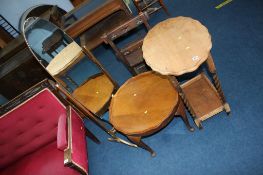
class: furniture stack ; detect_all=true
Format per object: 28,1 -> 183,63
0,0 -> 231,162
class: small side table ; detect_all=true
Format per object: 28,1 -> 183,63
109,71 -> 194,156
142,17 -> 231,129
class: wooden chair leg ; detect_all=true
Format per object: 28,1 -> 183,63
128,136 -> 156,157
175,98 -> 194,132
84,127 -> 101,144
159,0 -> 171,16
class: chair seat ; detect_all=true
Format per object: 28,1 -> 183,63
46,42 -> 83,76
1,142 -> 78,175
73,74 -> 114,114
109,71 -> 179,135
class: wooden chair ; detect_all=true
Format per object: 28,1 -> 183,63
102,12 -> 151,75
42,29 -> 67,57
132,0 -> 170,16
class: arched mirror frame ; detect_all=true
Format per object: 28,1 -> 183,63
22,17 -> 119,116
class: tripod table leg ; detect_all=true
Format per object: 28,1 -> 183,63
128,136 -> 156,157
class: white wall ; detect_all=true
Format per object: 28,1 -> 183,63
0,0 -> 74,30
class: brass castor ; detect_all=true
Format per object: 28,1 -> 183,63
224,103 -> 231,115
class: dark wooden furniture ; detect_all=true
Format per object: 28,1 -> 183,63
0,15 -> 20,49
0,5 -> 67,100
132,0 -> 170,15
0,36 -> 51,100
42,29 -> 67,56
0,2 -> 131,100
142,17 -> 231,129
0,27 -> 13,49
64,0 -> 133,50
102,12 -> 151,75
109,71 -> 194,156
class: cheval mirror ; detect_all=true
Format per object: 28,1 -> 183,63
23,17 -> 140,147
22,17 -> 136,146
22,17 -> 118,116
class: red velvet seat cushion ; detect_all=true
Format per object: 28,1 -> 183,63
1,141 -> 79,175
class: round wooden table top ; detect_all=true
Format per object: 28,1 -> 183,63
109,71 -> 179,136
142,16 -> 212,76
73,74 -> 114,114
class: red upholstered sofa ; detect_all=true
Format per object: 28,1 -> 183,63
0,81 -> 94,175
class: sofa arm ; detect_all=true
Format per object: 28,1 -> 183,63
64,106 -> 88,175
57,113 -> 68,151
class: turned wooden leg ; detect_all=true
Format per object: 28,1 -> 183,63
168,76 -> 203,129
159,0 -> 170,16
206,53 -> 231,115
128,136 -> 156,157
84,127 -> 101,144
175,97 -> 194,132
169,76 -> 196,117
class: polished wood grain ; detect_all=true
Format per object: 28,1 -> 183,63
73,74 -> 114,114
64,0 -> 132,50
142,16 -> 212,75
109,71 -> 193,156
181,73 -> 224,127
110,71 -> 178,135
142,17 -> 230,129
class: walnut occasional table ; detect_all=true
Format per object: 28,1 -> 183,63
142,16 -> 231,129
109,71 -> 194,156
